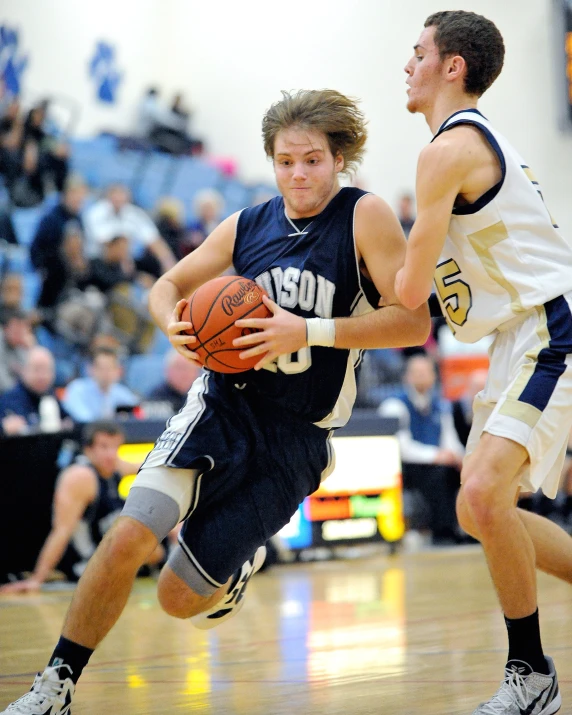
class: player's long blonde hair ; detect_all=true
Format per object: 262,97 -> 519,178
262,89 -> 367,174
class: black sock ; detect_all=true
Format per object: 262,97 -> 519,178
564,495 -> 572,517
505,609 -> 548,675
48,636 -> 94,684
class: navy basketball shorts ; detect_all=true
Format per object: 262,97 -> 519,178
122,372 -> 334,595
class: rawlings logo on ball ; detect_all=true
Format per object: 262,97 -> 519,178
221,281 -> 260,316
243,291 -> 261,305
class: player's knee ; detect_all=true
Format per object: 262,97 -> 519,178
460,469 -> 499,529
456,489 -> 479,539
157,583 -> 193,619
156,565 -> 209,619
102,516 -> 159,567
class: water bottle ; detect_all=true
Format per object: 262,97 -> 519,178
39,395 -> 62,433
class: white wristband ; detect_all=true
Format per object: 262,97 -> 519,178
306,317 -> 336,347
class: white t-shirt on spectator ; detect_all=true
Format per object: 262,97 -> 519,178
83,199 -> 159,258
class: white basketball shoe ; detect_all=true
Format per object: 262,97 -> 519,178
472,657 -> 560,714
1,663 -> 74,714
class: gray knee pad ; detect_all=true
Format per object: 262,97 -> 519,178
121,487 -> 180,542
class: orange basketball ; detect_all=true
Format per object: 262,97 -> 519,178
181,276 -> 271,373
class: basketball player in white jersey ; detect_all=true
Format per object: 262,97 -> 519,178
396,10 -> 572,715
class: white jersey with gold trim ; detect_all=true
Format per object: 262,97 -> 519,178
433,109 -> 572,343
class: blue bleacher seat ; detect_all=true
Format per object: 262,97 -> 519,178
70,136 -> 118,186
169,158 -> 222,216
11,207 -> 45,246
132,152 -> 176,210
125,354 -> 166,397
21,272 -> 41,310
148,327 -> 171,356
220,179 -> 251,216
0,243 -> 31,273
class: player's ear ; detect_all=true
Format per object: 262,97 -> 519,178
334,152 -> 344,174
446,55 -> 466,83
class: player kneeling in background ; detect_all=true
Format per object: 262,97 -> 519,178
0,420 -> 163,594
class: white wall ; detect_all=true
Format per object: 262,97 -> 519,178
3,0 -> 571,232
2,0 -> 167,135
162,0 -> 572,233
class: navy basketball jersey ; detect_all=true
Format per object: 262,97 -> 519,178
62,455 -> 123,578
226,186 -> 379,427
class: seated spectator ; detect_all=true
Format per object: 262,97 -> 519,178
0,346 -> 70,436
143,350 -> 201,417
0,308 -> 36,393
170,92 -> 203,155
63,347 -> 139,422
154,197 -> 188,259
0,420 -> 163,592
23,99 -> 70,192
170,92 -> 190,127
83,236 -> 157,354
378,354 -> 464,544
451,368 -> 488,447
83,184 -> 176,277
136,87 -> 201,156
0,273 -> 24,323
30,176 -> 88,313
0,96 -> 24,191
8,138 -> 45,207
86,234 -> 138,294
186,188 -> 225,253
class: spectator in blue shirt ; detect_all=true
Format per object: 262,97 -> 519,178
378,354 -> 464,545
63,347 -> 139,423
0,346 -> 70,436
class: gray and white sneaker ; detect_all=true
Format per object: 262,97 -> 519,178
1,664 -> 74,714
472,657 -> 560,715
191,545 -> 267,630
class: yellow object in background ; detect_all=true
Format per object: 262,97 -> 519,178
376,487 -> 405,542
117,443 -> 154,500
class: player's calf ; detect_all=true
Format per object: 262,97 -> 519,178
157,564 -> 228,619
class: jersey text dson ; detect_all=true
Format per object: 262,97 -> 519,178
256,267 -> 335,317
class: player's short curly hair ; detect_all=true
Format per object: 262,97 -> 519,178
425,11 -> 505,97
82,420 -> 125,447
262,89 -> 367,174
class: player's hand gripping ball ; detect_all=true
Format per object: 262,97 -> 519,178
181,276 -> 271,373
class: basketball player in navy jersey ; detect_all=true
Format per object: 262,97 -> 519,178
1,89 -> 430,714
0,421 -> 162,594
397,11 -> 572,714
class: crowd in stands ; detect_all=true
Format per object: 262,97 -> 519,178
1,82 -> 571,589
136,87 -> 203,157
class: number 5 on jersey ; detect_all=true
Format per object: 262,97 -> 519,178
434,258 -> 473,330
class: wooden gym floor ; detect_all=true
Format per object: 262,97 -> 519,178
1,546 -> 571,714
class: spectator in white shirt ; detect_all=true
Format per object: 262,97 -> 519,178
83,184 -> 176,277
